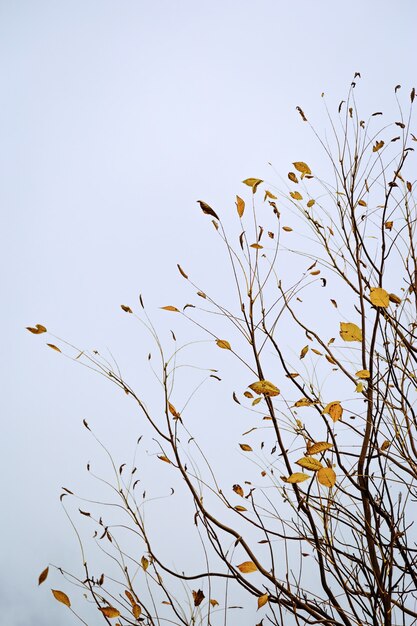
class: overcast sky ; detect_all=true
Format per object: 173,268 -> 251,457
1,1 -> 416,624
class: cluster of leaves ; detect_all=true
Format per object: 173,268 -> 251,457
31,79 -> 417,626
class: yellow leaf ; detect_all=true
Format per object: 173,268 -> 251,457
158,455 -> 171,464
249,380 -> 280,397
264,190 -> 277,200
389,293 -> 401,304
296,457 -> 323,471
258,593 -> 269,609
325,354 -> 337,365
300,345 -> 309,359
288,171 -> 299,183
141,556 -> 149,571
216,339 -> 231,350
294,397 -> 312,407
237,561 -> 258,574
236,195 -> 245,217
233,484 -> 244,497
311,348 -> 322,355
310,270 -> 320,276
210,599 -> 219,607
370,287 -> 389,308
133,604 -> 142,618
340,322 -> 362,342
358,199 -> 367,207
244,391 -> 254,398
252,397 -> 262,406
168,403 -> 181,419
322,401 -> 343,422
285,473 -> 310,484
282,226 -> 293,232
121,304 -> 133,313
250,243 -> 263,249
161,306 -> 180,312
355,382 -> 364,392
306,199 -> 315,208
239,443 -> 253,452
290,191 -> 303,201
317,467 -> 336,487
125,590 -> 135,605
381,440 -> 391,451
38,566 -> 49,586
99,607 -> 121,618
26,323 -> 47,334
293,161 -> 312,178
234,505 -> 247,511
306,442 -> 332,455
384,220 -> 393,230
373,140 -> 384,152
47,343 -> 61,353
356,369 -> 370,379
52,590 -> 71,608
242,178 -> 263,193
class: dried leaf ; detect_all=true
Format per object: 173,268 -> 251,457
47,343 -> 61,353
288,172 -> 299,183
264,190 -> 277,200
250,243 -> 263,249
210,599 -> 219,607
356,369 -> 370,379
237,561 -> 258,573
317,467 -> 336,487
249,380 -> 280,397
216,339 -> 231,350
373,140 -> 384,152
52,590 -> 71,608
234,505 -> 247,511
385,221 -> 393,230
293,161 -> 312,178
38,566 -> 49,586
239,443 -> 253,452
323,401 -> 343,422
121,305 -> 133,313
358,199 -> 367,207
242,178 -> 263,193
133,604 -> 142,619
197,200 -> 219,220
99,606 -> 121,618
252,397 -> 262,406
340,322 -> 362,342
258,593 -> 269,609
177,264 -> 188,279
370,287 -> 389,308
306,199 -> 315,208
300,345 -> 309,359
26,323 -> 47,334
284,473 -> 310,484
307,441 -> 332,455
290,191 -> 303,201
381,440 -> 391,451
233,484 -> 244,497
168,403 -> 181,419
296,457 -> 323,471
158,455 -> 171,464
282,226 -> 293,232
193,589 -> 205,607
389,293 -> 401,304
294,398 -> 312,407
161,306 -> 180,312
236,195 -> 245,218
296,106 -> 307,121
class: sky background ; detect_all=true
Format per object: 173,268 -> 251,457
1,1 -> 416,624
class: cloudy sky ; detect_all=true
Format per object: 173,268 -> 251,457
1,1 -> 416,624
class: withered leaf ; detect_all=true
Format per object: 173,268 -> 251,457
197,200 -> 219,220
99,606 -> 121,618
193,589 -> 205,607
236,195 -> 245,218
52,589 -> 71,608
242,178 -> 263,193
258,593 -> 269,609
239,443 -> 253,452
237,561 -> 258,573
38,566 -> 49,586
249,380 -> 280,397
26,323 -> 47,334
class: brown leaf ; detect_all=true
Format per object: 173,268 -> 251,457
177,264 -> 188,279
388,293 -> 401,304
133,604 -> 142,619
121,304 -> 133,313
47,343 -> 61,353
26,323 -> 47,334
197,200 -> 219,220
38,566 -> 49,586
52,589 -> 71,608
239,443 -> 253,452
290,191 -> 303,201
160,305 -> 180,312
158,455 -> 171,464
168,403 -> 181,419
233,484 -> 244,497
236,195 -> 245,218
385,220 -> 393,230
234,505 -> 247,511
210,598 -> 219,607
373,140 -> 384,152
264,190 -> 277,200
306,199 -> 315,208
300,345 -> 309,359
192,589 -> 205,607
381,440 -> 391,451
99,606 -> 121,618
237,561 -> 258,573
282,226 -> 293,232
288,172 -> 299,183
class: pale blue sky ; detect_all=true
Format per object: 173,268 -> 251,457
1,1 -> 416,624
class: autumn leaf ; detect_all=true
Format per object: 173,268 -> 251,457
258,593 -> 269,609
26,323 -> 47,334
264,190 -> 277,200
282,226 -> 293,232
293,161 -> 312,178
307,442 -> 332,455
177,264 -> 188,279
250,243 -> 263,249
234,505 -> 247,511
370,287 -> 389,308
210,599 -> 219,607
355,382 -> 364,392
373,140 -> 384,152
306,199 -> 315,208
237,561 -> 258,573
296,457 -> 323,471
197,200 -> 219,220
38,566 -> 49,586
233,484 -> 244,497
288,172 -> 299,183
158,455 -> 171,464
389,293 -> 401,304
358,199 -> 367,207
52,589 -> 71,608
216,339 -> 231,350
300,345 -> 309,359
294,397 -> 312,407
384,220 -> 393,230
356,369 -> 370,379
340,322 -> 362,342
381,440 -> 391,451
160,305 -> 180,312
99,606 -> 121,618
168,403 -> 181,419
193,589 -> 205,607
242,178 -> 263,193
47,343 -> 61,353
141,555 -> 149,570
121,304 -> 133,313
322,401 -> 343,422
133,604 -> 142,619
239,443 -> 253,452
284,473 -> 310,484
236,195 -> 245,217
317,467 -> 336,487
249,380 -> 280,397
290,191 -> 303,201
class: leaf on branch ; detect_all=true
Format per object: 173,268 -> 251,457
306,441 -> 332,455
284,473 -> 310,484
38,566 -> 49,585
168,403 -> 181,419
233,484 -> 244,497
300,345 -> 309,359
358,199 -> 367,207
372,140 -> 384,152
258,594 -> 269,609
216,339 -> 231,350
239,443 -> 253,452
237,561 -> 258,574
389,293 -> 401,304
282,226 -> 293,232
125,590 -> 135,605
322,401 -> 343,422
193,589 -> 205,607
160,306 -> 180,312
236,195 -> 245,217
234,505 -> 247,511
296,457 -> 323,471
121,304 -> 133,313
293,398 -> 312,407
133,604 -> 142,618
384,221 -> 393,230
210,599 -> 219,607
381,440 -> 391,451
252,397 -> 262,406
290,191 -> 303,201
296,106 -> 307,121
249,380 -> 280,397
317,466 -> 336,487
293,161 -> 312,178
99,606 -> 121,618
197,200 -> 220,220
242,178 -> 263,193
264,190 -> 277,200
26,323 -> 47,334
356,369 -> 370,379
288,172 -> 299,183
306,199 -> 315,208
370,287 -> 389,308
47,343 -> 61,353
340,322 -> 362,342
355,382 -> 364,393
52,590 -> 71,608
177,264 -> 188,279
250,243 -> 263,249
158,455 -> 171,464
141,555 -> 149,571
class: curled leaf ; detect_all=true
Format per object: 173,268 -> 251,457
258,593 -> 269,609
288,172 -> 299,183
242,178 -> 263,193
197,200 -> 219,220
26,324 -> 47,334
322,401 -> 343,422
121,304 -> 132,313
47,343 -> 61,353
293,161 -> 312,178
161,306 -> 180,312
306,441 -> 332,455
236,195 -> 245,217
193,589 -> 205,607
